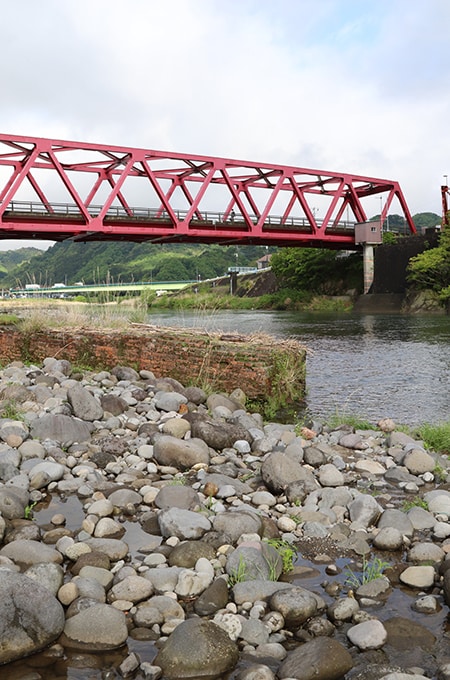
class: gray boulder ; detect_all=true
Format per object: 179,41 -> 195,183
261,452 -> 317,494
0,383 -> 33,404
377,508 -> 414,537
347,618 -> 388,650
100,393 -> 128,415
348,494 -> 382,528
373,526 -> 404,551
108,574 -> 154,604
107,488 -> 143,509
206,393 -> 242,412
0,571 -> 65,664
154,484 -> 200,510
232,580 -> 293,605
0,487 -> 29,519
226,543 -> 282,582
84,538 -> 130,561
153,435 -> 210,469
111,365 -> 140,381
185,413 -> 252,450
270,586 -> 322,627
158,507 -> 211,540
134,595 -> 185,627
168,540 -> 216,568
154,390 -> 187,412
408,542 -> 445,564
384,466 -> 425,487
184,385 -> 207,404
30,414 -> 93,446
67,383 -> 104,421
213,510 -> 262,543
154,618 -> 239,678
403,448 -> 436,475
24,562 -> 64,596
201,472 -> 252,496
62,603 -> 128,650
278,637 -> 353,679
194,576 -> 229,616
0,539 -> 63,567
407,505 -> 436,530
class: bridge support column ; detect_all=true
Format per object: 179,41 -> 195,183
229,271 -> 238,295
362,244 -> 374,294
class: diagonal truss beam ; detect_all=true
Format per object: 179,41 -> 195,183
0,133 -> 416,247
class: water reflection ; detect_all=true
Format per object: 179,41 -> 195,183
146,310 -> 450,426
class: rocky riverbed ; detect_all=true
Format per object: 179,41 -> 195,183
0,357 -> 449,680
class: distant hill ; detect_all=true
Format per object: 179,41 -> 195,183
369,212 -> 441,231
3,241 -> 271,288
0,247 -> 44,284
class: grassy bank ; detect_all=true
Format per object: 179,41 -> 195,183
141,285 -> 354,313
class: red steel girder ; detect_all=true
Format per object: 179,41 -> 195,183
0,133 -> 416,246
442,185 -> 449,227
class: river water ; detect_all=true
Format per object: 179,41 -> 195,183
145,309 -> 450,427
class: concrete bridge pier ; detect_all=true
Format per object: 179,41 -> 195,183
355,222 -> 382,294
363,244 -> 374,294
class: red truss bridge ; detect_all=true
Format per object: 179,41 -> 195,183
0,134 -> 416,248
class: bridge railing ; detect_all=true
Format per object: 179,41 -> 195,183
3,200 -> 356,231
9,280 -> 198,295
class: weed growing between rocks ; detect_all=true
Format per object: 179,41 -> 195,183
402,497 -> 429,511
0,399 -> 24,420
433,463 -> 448,482
324,409 -> 373,431
266,539 -> 296,574
23,501 -> 37,520
227,555 -> 249,587
344,556 -> 390,589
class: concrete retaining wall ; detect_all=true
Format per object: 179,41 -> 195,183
372,232 -> 439,294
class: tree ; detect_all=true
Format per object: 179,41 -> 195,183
155,259 -> 191,281
270,247 -> 362,293
408,226 -> 450,292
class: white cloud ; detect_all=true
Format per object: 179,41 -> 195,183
1,0 -> 449,250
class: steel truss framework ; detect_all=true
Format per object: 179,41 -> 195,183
0,134 -> 416,247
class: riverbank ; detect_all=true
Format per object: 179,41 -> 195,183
0,318 -> 306,419
141,269 -> 445,315
0,357 -> 449,679
2,263 -> 447,314
2,300 -> 450,427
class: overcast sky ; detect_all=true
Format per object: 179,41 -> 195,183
1,0 -> 449,249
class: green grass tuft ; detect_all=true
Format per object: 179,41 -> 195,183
266,539 -> 297,574
414,421 -> 450,455
344,555 -> 390,589
326,412 -> 373,431
1,399 -> 24,421
228,555 -> 249,587
0,313 -> 20,325
402,497 -> 429,511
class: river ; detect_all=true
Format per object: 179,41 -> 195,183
145,309 -> 450,427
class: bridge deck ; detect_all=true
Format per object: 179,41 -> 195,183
2,201 -> 358,247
